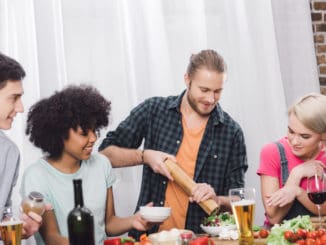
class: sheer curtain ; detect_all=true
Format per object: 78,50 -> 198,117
0,0 -> 319,242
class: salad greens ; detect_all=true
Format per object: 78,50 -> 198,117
202,212 -> 235,226
266,215 -> 313,245
253,225 -> 262,232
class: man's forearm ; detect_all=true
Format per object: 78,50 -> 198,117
100,145 -> 143,167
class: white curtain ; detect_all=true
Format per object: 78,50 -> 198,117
0,0 -> 319,243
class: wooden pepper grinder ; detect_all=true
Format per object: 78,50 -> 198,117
164,159 -> 219,215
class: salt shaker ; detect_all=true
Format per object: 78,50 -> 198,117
21,191 -> 46,216
180,231 -> 193,245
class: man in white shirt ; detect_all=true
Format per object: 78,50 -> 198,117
0,52 -> 45,239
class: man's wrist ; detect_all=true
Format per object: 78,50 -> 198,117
140,149 -> 145,163
141,150 -> 145,163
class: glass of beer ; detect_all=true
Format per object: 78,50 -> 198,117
0,206 -> 23,245
229,187 -> 255,245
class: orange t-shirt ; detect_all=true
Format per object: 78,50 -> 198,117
159,117 -> 207,231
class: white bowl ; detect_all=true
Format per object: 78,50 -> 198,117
140,206 -> 171,222
200,224 -> 237,237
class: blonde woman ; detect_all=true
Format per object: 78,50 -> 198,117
257,93 -> 326,227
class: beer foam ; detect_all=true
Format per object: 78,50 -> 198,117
232,199 -> 255,206
0,220 -> 23,226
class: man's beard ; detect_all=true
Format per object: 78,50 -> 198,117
186,92 -> 212,117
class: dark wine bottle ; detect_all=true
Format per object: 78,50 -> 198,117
67,179 -> 95,245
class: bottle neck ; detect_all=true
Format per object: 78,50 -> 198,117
73,179 -> 84,207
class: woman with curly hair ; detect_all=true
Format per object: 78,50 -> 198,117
21,85 -> 151,245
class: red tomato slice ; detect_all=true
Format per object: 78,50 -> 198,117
104,238 -> 122,245
306,238 -> 316,245
320,234 -> 326,245
189,236 -> 209,245
296,229 -> 307,239
307,231 -> 318,240
296,239 -> 305,245
123,242 -> 134,245
284,231 -> 295,242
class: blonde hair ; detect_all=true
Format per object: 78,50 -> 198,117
288,93 -> 326,141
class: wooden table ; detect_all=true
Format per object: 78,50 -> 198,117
210,237 -> 267,244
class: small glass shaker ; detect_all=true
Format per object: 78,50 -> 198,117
21,191 -> 46,216
180,232 -> 193,245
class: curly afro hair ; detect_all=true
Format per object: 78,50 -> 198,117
26,84 -> 111,159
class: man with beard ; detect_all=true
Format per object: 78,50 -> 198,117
99,49 -> 248,238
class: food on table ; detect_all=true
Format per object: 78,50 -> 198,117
134,234 -> 152,245
189,236 -> 215,245
282,229 -> 326,244
149,228 -> 194,245
252,225 -> 269,239
258,229 -> 269,238
200,212 -> 237,239
253,225 -> 261,238
217,229 -> 238,240
266,215 -> 313,244
200,224 -> 236,238
201,212 -> 235,227
103,237 -> 136,245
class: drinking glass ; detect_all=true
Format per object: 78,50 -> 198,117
229,187 -> 256,245
307,173 -> 326,228
0,206 -> 23,245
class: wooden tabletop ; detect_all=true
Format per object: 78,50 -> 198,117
210,237 -> 267,244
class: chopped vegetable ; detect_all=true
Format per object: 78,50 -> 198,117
259,229 -> 269,238
266,215 -> 313,245
202,212 -> 235,226
189,236 -> 215,245
104,237 -> 136,245
253,225 -> 262,232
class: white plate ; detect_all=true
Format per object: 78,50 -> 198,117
200,224 -> 237,237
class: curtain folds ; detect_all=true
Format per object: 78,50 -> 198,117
0,2 -> 319,242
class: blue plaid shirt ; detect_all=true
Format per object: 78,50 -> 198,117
99,91 -> 248,238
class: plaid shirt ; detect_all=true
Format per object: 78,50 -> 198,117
99,91 -> 248,238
